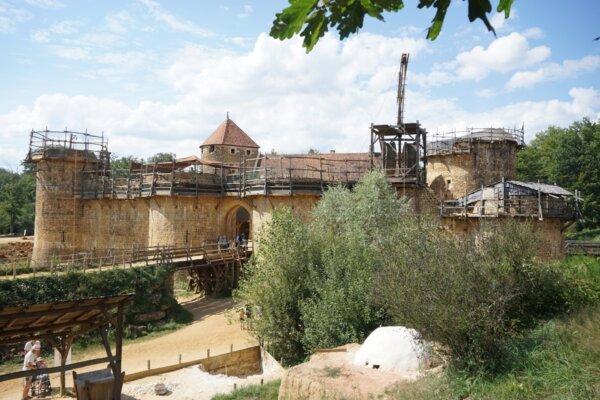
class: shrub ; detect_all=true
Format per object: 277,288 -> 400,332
0,265 -> 191,327
236,172 -> 404,364
377,219 -> 587,371
238,171 -> 588,371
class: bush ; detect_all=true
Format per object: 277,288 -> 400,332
390,307 -> 600,400
236,172 -> 404,364
0,265 -> 191,327
378,220 -> 592,371
238,171 -> 589,370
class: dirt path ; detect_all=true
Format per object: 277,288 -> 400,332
0,296 -> 257,400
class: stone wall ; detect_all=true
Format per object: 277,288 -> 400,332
32,156 -> 97,265
440,217 -> 566,260
200,145 -> 259,165
426,141 -> 518,200
31,190 -> 321,266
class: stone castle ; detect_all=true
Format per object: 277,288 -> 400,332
27,114 -> 579,266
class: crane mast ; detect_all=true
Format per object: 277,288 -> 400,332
397,53 -> 409,126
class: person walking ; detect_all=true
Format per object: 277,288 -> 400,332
21,343 -> 40,400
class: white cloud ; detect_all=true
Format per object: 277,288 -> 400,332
24,0 -> 62,8
238,4 -> 253,18
507,55 -> 600,89
138,0 -> 213,37
225,36 -> 252,46
522,27 -> 544,40
415,87 -> 600,140
0,1 -> 31,33
414,32 -> 551,86
0,33 -> 598,170
489,12 -> 508,30
30,19 -> 81,43
106,11 -> 134,34
474,88 -> 495,98
49,45 -> 89,60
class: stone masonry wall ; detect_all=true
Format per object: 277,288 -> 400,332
426,141 -> 518,200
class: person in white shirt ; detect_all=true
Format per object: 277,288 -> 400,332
22,343 -> 40,400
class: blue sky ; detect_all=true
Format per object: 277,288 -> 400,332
1,0 -> 599,170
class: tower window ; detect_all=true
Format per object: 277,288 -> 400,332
246,149 -> 251,156
230,148 -> 236,154
209,145 -> 215,153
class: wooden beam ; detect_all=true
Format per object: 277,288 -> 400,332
115,304 -> 124,400
0,356 -> 115,382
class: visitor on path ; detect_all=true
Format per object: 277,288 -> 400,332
22,343 -> 40,400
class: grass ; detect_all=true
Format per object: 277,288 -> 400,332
211,379 -> 281,400
391,307 -> 600,400
565,227 -> 600,241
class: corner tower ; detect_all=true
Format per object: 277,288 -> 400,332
200,117 -> 260,164
425,128 -> 524,200
26,129 -> 109,265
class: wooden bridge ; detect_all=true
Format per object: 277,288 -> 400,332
0,242 -> 252,296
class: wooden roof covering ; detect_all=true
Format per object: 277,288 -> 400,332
201,118 -> 259,148
0,294 -> 132,345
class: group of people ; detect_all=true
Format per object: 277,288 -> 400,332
21,340 -> 51,400
216,233 -> 248,250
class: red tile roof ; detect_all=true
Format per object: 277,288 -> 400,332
201,119 -> 260,148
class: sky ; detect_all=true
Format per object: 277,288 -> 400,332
0,0 -> 599,170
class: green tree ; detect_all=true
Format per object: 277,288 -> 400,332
110,155 -> 142,172
517,119 -> 600,229
147,153 -> 175,164
0,169 -> 36,235
271,0 -> 514,51
236,172 -> 414,363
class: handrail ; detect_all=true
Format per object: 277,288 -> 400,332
0,241 -> 254,279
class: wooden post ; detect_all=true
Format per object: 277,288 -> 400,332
537,180 -> 543,221
288,157 -> 292,194
115,304 -> 124,400
264,155 -> 268,195
319,158 -> 324,192
170,157 -> 175,195
207,349 -> 210,358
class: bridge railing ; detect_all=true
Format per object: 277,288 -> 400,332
0,242 -> 253,279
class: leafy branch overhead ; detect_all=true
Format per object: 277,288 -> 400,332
270,0 -> 515,51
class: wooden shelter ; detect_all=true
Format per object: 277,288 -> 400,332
0,294 -> 132,399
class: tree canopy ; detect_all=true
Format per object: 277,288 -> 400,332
517,119 -> 600,230
271,0 -> 515,51
0,169 -> 36,235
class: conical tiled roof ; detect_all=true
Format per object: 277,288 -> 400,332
201,118 -> 259,148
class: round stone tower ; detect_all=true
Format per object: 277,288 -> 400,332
200,117 -> 260,164
425,128 -> 523,200
28,131 -> 107,266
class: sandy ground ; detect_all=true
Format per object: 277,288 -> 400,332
279,344 -> 436,400
119,349 -> 283,400
0,236 -> 33,245
0,296 -> 257,400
